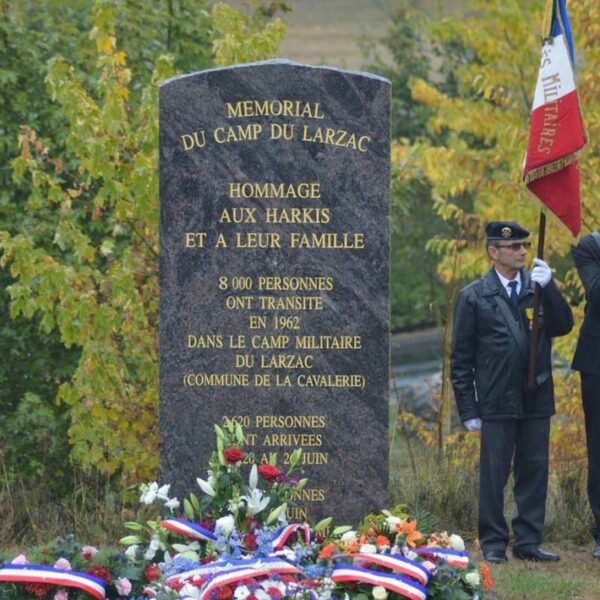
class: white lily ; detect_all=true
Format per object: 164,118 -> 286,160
249,464 -> 258,490
144,535 -> 161,560
157,484 -> 171,500
240,488 -> 270,517
164,497 -> 180,511
139,481 -> 159,505
196,476 -> 216,497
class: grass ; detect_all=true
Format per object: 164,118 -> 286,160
389,423 -> 600,599
482,545 -> 600,599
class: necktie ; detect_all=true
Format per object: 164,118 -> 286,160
508,280 -> 519,306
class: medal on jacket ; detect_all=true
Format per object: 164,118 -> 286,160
526,307 -> 534,330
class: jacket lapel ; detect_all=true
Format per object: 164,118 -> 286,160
482,269 -> 529,363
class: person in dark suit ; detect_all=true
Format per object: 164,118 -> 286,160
452,221 -> 573,564
572,232 -> 600,557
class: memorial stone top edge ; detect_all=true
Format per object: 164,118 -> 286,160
160,58 -> 391,88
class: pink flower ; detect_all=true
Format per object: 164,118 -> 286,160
54,558 -> 72,571
54,590 -> 69,600
81,546 -> 99,560
422,560 -> 437,573
11,554 -> 28,565
116,577 -> 132,596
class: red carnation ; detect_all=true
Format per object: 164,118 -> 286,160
223,447 -> 245,464
87,565 -> 112,583
258,464 -> 280,482
24,583 -> 54,598
216,585 -> 233,600
144,563 -> 161,582
244,532 -> 258,550
266,586 -> 282,599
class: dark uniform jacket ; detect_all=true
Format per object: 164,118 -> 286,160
452,268 -> 573,422
572,232 -> 600,375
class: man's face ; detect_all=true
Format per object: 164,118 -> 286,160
488,240 -> 530,273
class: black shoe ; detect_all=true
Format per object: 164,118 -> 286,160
513,546 -> 560,562
593,542 -> 600,559
483,549 -> 508,563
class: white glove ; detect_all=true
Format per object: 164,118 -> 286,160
530,258 -> 552,288
464,418 -> 482,431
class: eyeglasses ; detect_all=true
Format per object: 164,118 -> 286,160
494,242 -> 532,251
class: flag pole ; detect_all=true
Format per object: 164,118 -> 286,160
527,211 -> 546,391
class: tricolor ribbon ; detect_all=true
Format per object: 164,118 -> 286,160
166,557 -> 301,589
271,523 -> 311,550
331,565 -> 428,600
413,547 -> 469,568
198,559 -> 302,600
335,553 -> 431,586
0,564 -> 106,600
161,519 -> 217,542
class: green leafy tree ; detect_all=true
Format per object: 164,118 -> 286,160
0,0 -> 213,484
0,0 -> 288,485
362,4 -> 459,331
399,0 -> 600,458
211,0 -> 287,66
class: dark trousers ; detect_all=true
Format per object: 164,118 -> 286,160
581,373 -> 600,541
479,417 -> 550,552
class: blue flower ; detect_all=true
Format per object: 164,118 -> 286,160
160,556 -> 201,577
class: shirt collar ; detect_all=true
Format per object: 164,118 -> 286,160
495,269 -> 521,293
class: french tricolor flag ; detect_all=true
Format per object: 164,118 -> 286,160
523,0 -> 585,237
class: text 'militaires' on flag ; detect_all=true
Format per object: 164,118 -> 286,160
523,0 -> 586,237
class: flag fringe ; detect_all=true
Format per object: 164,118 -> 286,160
523,153 -> 577,184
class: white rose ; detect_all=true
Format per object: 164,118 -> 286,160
124,545 -> 138,560
340,531 -> 357,543
360,543 -> 377,554
372,586 -> 388,600
216,514 -> 236,536
465,571 -> 481,587
449,534 -> 465,551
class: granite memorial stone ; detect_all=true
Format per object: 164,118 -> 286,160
159,60 -> 390,524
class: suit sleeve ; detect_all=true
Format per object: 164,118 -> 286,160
541,279 -> 574,337
451,289 -> 479,422
572,237 -> 600,306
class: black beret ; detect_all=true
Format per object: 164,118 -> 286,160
485,221 -> 530,241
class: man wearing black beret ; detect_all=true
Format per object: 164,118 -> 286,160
451,221 -> 573,563
572,231 -> 600,557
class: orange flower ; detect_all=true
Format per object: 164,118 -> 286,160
375,535 -> 390,548
480,564 -> 493,591
318,543 -> 337,559
397,519 -> 423,548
